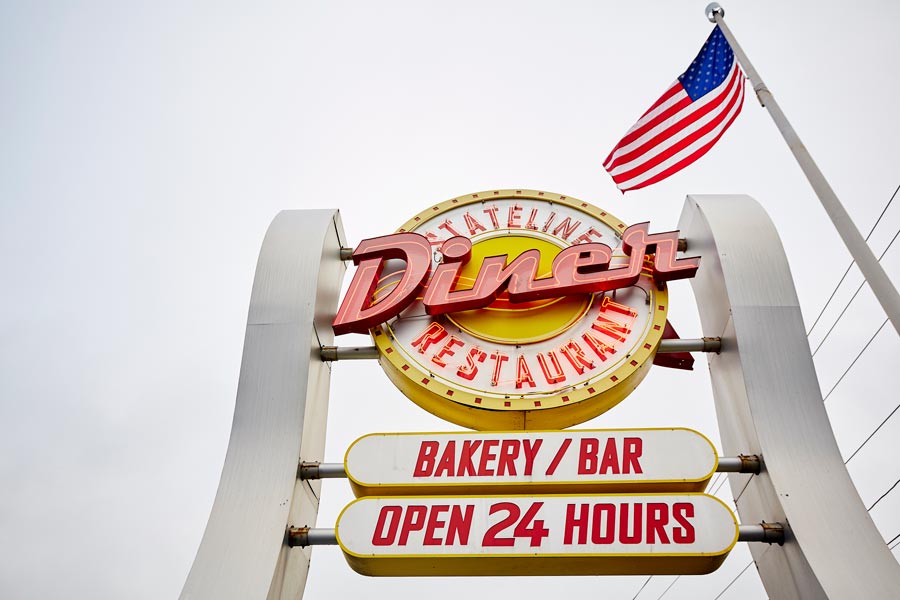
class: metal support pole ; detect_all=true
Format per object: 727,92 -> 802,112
302,458 -> 755,477
320,345 -> 380,361
298,462 -> 346,480
657,337 -> 721,354
716,455 -> 761,474
290,525 -> 782,546
180,210 -> 347,600
300,458 -> 756,477
288,528 -> 339,548
325,339 -> 722,361
738,523 -> 785,545
680,194 -> 900,598
706,3 -> 900,337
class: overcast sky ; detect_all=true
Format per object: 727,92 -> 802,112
2,1 -> 899,598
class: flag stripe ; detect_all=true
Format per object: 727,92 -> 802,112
637,82 -> 685,120
605,63 -> 742,173
614,79 -> 745,191
608,66 -> 744,182
603,90 -> 693,166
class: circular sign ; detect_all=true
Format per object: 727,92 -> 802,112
371,189 -> 668,430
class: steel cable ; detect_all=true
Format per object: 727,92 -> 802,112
811,230 -> 900,358
711,559 -> 754,600
806,183 -> 899,337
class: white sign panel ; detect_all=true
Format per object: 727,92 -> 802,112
345,428 -> 717,496
336,494 -> 738,576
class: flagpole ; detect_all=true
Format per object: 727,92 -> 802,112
705,3 -> 900,337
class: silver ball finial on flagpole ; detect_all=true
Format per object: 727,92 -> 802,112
705,3 -> 724,22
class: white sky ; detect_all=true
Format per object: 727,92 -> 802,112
2,1 -> 899,598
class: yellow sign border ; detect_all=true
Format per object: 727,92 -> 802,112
344,428 -> 719,497
335,492 -> 739,577
372,189 -> 670,431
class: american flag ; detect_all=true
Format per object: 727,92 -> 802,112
603,26 -> 745,192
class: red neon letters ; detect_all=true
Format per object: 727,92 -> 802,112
332,223 -> 699,335
332,233 -> 433,336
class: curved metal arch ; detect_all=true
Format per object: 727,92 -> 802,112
181,210 -> 346,600
679,195 -> 900,599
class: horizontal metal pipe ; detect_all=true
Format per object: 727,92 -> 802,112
302,459 -> 760,478
343,243 -> 694,260
306,528 -> 338,546
323,340 -> 721,360
717,457 -> 743,472
288,527 -> 338,547
657,337 -> 721,353
301,457 -> 759,479
305,460 -> 756,477
738,523 -> 785,545
320,345 -> 379,361
298,462 -> 346,480
316,463 -> 347,478
292,525 -> 782,546
716,455 -> 761,474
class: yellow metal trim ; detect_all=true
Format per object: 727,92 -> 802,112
343,553 -> 732,577
373,282 -> 667,430
396,189 -> 629,238
349,480 -> 713,497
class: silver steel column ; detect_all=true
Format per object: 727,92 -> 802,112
707,3 -> 900,337
180,210 -> 346,600
679,195 -> 900,599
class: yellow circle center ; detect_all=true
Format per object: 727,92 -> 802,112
445,235 -> 592,344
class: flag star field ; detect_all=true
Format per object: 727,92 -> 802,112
679,27 -> 736,100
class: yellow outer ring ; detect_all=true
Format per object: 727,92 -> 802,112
372,189 -> 669,431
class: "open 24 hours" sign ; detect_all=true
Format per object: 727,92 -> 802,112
337,494 -> 737,576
